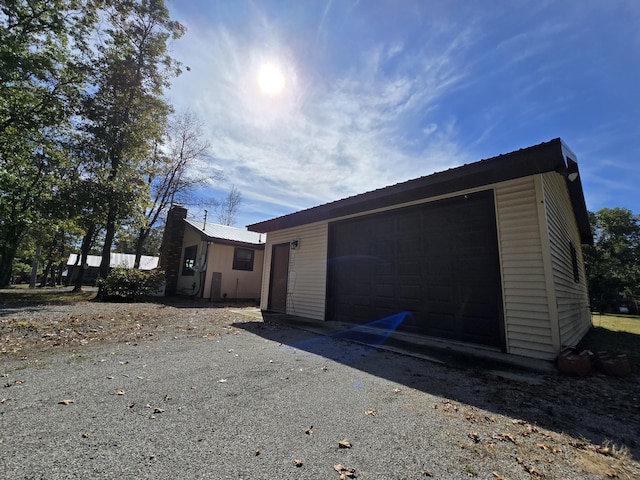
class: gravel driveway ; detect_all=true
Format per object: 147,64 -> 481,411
1,300 -> 639,479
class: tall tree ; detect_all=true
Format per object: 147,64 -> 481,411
80,0 -> 184,289
0,0 -> 98,287
131,110 -> 214,268
584,207 -> 640,314
216,186 -> 243,226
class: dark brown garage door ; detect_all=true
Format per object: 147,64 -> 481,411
327,190 -> 504,349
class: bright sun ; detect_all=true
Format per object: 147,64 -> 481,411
258,63 -> 285,96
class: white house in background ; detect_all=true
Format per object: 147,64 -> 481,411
65,253 -> 159,285
159,206 -> 265,301
247,138 -> 593,361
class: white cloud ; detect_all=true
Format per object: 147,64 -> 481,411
166,14 -> 476,221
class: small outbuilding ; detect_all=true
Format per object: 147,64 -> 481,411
64,253 -> 159,286
248,138 -> 593,360
160,206 -> 265,301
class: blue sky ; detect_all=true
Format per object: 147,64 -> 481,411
166,0 -> 640,228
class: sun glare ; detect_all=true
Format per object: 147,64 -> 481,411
258,63 -> 285,96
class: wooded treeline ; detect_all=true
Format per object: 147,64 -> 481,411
584,207 -> 640,315
0,0 -> 230,290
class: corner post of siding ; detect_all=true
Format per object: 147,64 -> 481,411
534,174 -> 562,353
492,188 -> 510,354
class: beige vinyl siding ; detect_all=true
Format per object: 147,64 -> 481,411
260,222 -> 328,320
202,243 -> 264,301
495,177 -> 556,359
542,172 -> 591,347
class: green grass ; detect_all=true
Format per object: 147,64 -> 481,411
0,286 -> 96,304
590,313 -> 640,334
578,313 -> 640,368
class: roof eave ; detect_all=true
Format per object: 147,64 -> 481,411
248,138 -> 593,245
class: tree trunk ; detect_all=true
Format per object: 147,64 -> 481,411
0,224 -> 26,288
72,224 -> 95,292
39,259 -> 54,287
0,242 -> 19,288
97,207 -> 117,300
133,227 -> 150,269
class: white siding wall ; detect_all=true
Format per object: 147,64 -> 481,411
542,172 -> 592,347
494,177 -> 556,359
260,222 -> 328,320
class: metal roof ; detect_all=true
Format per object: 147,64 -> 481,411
66,254 -> 159,270
184,219 -> 265,246
247,138 -> 592,245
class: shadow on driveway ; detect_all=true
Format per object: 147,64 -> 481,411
233,312 -> 640,460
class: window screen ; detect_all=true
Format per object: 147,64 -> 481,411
182,245 -> 197,276
233,248 -> 254,271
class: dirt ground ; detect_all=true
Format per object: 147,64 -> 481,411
1,289 -> 639,479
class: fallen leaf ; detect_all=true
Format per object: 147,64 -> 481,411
492,472 -> 506,480
217,378 -> 227,383
392,388 -> 401,393
321,365 -> 328,371
467,432 -> 480,443
164,394 -> 171,401
333,464 -> 356,477
304,426 -> 313,435
81,433 -> 90,438
338,439 -> 352,448
58,399 -> 74,405
491,433 -> 517,444
255,449 -> 260,456
153,407 -> 165,414
127,402 -> 136,409
115,390 -> 125,395
364,408 -> 377,416
523,464 -> 543,479
293,459 -> 303,467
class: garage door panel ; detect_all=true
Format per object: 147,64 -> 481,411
328,190 -> 504,349
398,261 -> 420,276
374,261 -> 394,275
399,284 -> 421,299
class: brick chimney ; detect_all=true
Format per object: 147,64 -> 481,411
159,205 -> 187,296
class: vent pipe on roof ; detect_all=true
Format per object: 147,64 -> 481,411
203,209 -> 207,230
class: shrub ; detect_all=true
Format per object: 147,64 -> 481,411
96,267 -> 165,301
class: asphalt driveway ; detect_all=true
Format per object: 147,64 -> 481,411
1,305 -> 639,479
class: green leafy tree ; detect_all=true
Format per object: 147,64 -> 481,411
584,207 -> 640,314
0,0 -> 98,287
114,223 -> 164,256
78,0 -> 184,294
